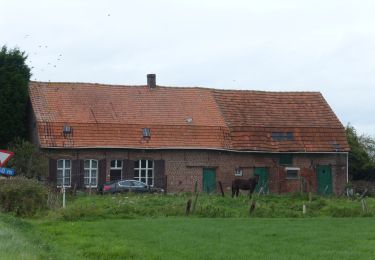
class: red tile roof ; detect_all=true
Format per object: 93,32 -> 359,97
29,81 -> 349,152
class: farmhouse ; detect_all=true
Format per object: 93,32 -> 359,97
28,74 -> 349,195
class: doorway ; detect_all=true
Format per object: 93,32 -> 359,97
254,167 -> 269,193
203,168 -> 216,193
317,165 -> 332,195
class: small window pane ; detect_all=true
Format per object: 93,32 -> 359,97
57,170 -> 63,178
84,170 -> 90,177
148,161 -> 153,168
57,178 -> 62,186
84,160 -> 90,168
147,178 -> 152,185
92,160 -> 98,168
57,160 -> 63,168
141,178 -> 146,184
117,160 -> 122,168
147,170 -> 152,177
84,178 -> 89,185
65,160 -> 71,168
65,170 -> 71,178
91,178 -> 97,186
64,178 -> 70,185
141,160 -> 146,168
91,170 -> 97,177
110,160 -> 116,168
141,170 -> 146,177
286,170 -> 299,179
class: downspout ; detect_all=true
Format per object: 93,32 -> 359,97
346,152 -> 349,183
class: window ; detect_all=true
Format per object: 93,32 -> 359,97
110,160 -> 122,181
279,154 -> 293,165
286,167 -> 299,179
134,160 -> 153,186
84,159 -> 98,187
272,132 -> 294,141
234,168 -> 243,176
142,128 -> 151,137
57,159 -> 71,187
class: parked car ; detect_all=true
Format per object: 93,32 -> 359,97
98,180 -> 164,194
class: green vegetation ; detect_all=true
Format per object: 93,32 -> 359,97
7,139 -> 48,179
346,124 -> 375,180
0,46 -> 31,147
1,193 -> 375,259
0,215 -> 47,259
46,193 -> 375,220
1,214 -> 375,259
0,177 -> 48,216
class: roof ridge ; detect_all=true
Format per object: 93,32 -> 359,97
29,81 -> 321,93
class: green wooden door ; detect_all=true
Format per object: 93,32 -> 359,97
254,167 -> 269,193
317,165 -> 332,195
203,168 -> 216,193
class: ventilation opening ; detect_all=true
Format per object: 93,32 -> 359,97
142,128 -> 151,138
63,125 -> 72,134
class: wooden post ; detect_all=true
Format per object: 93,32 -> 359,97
249,200 -> 256,216
360,189 -> 368,213
218,181 -> 224,197
186,199 -> 192,216
192,180 -> 199,214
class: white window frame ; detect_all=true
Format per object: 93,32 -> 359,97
134,159 -> 154,186
285,167 -> 300,180
57,159 -> 71,188
234,167 -> 243,176
110,160 -> 123,180
84,159 -> 98,188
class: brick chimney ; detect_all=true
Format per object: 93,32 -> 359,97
147,74 -> 156,89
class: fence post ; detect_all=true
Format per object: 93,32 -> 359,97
218,181 -> 224,197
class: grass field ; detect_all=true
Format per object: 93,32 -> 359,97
1,193 -> 375,259
2,216 -> 375,259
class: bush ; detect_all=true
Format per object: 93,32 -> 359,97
0,177 -> 48,216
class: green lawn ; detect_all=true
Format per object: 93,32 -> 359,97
2,217 -> 375,259
0,217 -> 44,260
1,194 -> 375,259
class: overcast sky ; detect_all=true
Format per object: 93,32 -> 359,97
1,0 -> 375,136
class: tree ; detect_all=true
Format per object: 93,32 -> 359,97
359,134 -> 375,163
346,124 -> 375,180
7,138 -> 48,179
0,46 -> 31,147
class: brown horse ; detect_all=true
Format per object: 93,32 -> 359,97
232,175 -> 260,198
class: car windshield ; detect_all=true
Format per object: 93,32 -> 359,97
132,181 -> 146,187
118,181 -> 132,187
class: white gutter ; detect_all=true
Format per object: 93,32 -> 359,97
41,146 -> 349,155
346,152 -> 349,183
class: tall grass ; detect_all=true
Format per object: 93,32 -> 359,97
46,192 -> 375,221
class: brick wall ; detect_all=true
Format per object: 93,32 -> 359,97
45,149 -> 348,195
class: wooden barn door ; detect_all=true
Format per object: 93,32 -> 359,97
317,165 -> 332,195
203,168 -> 216,193
254,167 -> 269,193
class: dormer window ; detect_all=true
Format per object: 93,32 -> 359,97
142,128 -> 151,138
272,132 -> 294,141
63,125 -> 72,135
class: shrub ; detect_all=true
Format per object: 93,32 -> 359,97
0,177 -> 48,216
